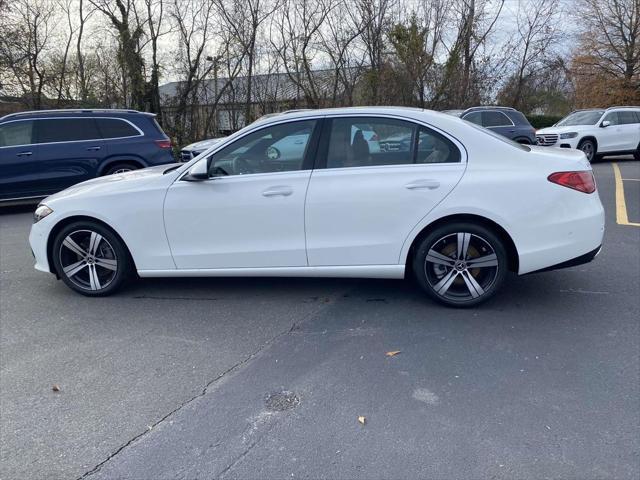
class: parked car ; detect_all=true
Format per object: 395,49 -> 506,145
0,109 -> 174,203
536,107 -> 640,162
445,106 -> 537,144
29,107 -> 604,307
180,137 -> 227,162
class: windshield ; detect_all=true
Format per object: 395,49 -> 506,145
557,110 -> 604,126
463,120 -> 531,151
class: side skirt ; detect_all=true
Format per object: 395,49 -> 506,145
137,265 -> 405,279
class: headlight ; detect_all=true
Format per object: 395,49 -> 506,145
34,204 -> 53,223
559,132 -> 578,139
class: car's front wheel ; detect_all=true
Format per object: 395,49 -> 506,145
51,221 -> 132,296
578,139 -> 597,162
412,223 -> 508,307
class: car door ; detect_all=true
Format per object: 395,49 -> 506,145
598,112 -> 625,152
305,116 -> 466,266
163,119 -> 320,270
35,117 -> 105,193
0,119 -> 43,200
616,110 -> 640,150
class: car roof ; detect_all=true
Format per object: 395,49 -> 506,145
250,106 -> 446,127
0,109 -> 155,122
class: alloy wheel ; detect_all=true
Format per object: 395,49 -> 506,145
111,168 -> 133,174
424,232 -> 499,302
58,229 -> 118,291
579,141 -> 595,162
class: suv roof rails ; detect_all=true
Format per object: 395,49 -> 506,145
606,105 -> 640,110
1,108 -> 145,120
464,105 -> 516,111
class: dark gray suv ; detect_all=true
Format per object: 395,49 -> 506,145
445,106 -> 537,145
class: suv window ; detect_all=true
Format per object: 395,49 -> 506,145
617,111 -> 640,124
602,112 -> 620,125
416,127 -> 461,163
96,118 -> 141,139
207,120 -> 317,176
327,117 -> 415,168
482,111 -> 513,127
0,121 -> 35,147
463,112 -> 482,125
37,118 -> 101,143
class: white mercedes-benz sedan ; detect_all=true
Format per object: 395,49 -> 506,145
29,107 -> 605,307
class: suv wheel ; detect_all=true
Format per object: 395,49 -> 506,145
105,163 -> 140,175
52,221 -> 132,296
412,222 -> 508,307
578,139 -> 597,162
634,147 -> 639,161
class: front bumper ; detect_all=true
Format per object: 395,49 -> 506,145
29,215 -> 55,273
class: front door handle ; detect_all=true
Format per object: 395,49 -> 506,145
405,180 -> 440,190
86,146 -> 101,151
17,151 -> 33,157
262,186 -> 293,197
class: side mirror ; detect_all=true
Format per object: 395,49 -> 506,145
600,120 -> 611,128
181,158 -> 209,182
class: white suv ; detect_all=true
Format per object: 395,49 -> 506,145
536,107 -> 640,162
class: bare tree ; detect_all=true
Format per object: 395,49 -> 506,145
89,0 -> 147,109
320,0 -> 368,105
0,0 -> 57,108
577,0 -> 640,86
270,0 -> 335,108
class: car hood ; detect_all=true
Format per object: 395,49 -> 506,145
42,164 -> 182,206
182,138 -> 225,151
537,125 -> 593,135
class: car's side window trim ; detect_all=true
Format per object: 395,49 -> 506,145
0,116 -> 143,149
314,114 -> 465,170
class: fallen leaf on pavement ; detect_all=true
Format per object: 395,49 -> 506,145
358,416 -> 366,425
385,351 -> 401,357
52,385 -> 60,392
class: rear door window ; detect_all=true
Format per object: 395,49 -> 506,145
0,121 -> 35,147
482,111 -> 513,127
36,118 -> 101,143
326,117 -> 415,168
463,112 -> 482,125
618,111 -> 639,124
96,118 -> 141,139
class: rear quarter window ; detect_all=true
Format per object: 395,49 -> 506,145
96,118 -> 141,139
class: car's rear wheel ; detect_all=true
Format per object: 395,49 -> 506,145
578,139 -> 597,162
104,163 -> 140,175
412,223 -> 508,307
52,221 -> 132,296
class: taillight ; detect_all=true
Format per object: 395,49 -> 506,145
155,139 -> 172,149
548,171 -> 596,194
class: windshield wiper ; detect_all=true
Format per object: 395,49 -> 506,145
163,164 -> 182,174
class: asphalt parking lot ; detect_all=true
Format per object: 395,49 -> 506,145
1,160 -> 639,480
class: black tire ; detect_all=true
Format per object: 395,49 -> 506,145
412,222 -> 508,307
634,148 -> 639,161
577,139 -> 597,163
51,221 -> 133,296
104,163 -> 140,175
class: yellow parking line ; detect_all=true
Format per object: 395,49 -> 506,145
612,163 -> 640,227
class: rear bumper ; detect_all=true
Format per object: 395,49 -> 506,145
527,245 -> 601,274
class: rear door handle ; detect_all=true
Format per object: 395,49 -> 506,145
17,151 -> 32,157
405,180 -> 440,190
86,146 -> 101,151
262,186 -> 293,197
